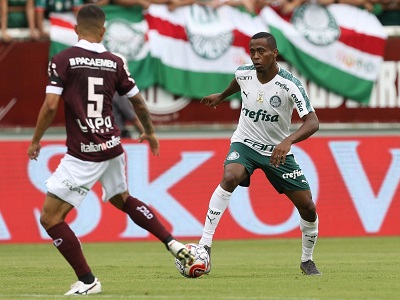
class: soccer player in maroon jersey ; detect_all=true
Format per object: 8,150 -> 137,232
27,4 -> 194,296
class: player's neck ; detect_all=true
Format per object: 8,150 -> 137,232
78,36 -> 102,44
256,63 -> 278,84
256,70 -> 277,84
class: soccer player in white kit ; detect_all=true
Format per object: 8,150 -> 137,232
27,4 -> 194,295
199,32 -> 321,275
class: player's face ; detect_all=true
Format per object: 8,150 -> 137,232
249,38 -> 278,72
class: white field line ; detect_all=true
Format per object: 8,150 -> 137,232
0,295 -> 326,300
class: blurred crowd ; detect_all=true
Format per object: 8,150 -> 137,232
1,0 -> 399,42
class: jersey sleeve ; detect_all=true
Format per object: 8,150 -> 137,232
45,56 -> 64,95
290,80 -> 315,118
115,56 -> 137,97
234,65 -> 247,92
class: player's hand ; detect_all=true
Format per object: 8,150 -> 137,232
200,94 -> 222,109
270,140 -> 291,167
28,142 -> 41,160
138,133 -> 160,156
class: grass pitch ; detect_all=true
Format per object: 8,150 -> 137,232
0,237 -> 399,300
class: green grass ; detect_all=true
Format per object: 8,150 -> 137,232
0,237 -> 399,299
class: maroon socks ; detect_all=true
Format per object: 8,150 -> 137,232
46,221 -> 93,282
47,197 -> 174,283
122,196 -> 172,243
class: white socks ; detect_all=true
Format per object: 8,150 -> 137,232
300,215 -> 319,262
199,184 -> 319,262
199,185 -> 232,247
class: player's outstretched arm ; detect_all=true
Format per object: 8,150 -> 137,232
128,93 -> 160,156
28,93 -> 60,160
200,78 -> 240,109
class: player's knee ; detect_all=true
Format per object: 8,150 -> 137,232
221,172 -> 241,190
293,193 -> 316,221
109,192 -> 128,210
39,211 -> 62,230
307,206 -> 317,220
300,202 -> 317,221
39,213 -> 52,230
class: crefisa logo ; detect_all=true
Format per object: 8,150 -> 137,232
291,4 -> 340,46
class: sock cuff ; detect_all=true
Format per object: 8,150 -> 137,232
122,196 -> 134,213
216,184 -> 232,199
300,215 -> 319,232
46,221 -> 68,238
300,214 -> 318,225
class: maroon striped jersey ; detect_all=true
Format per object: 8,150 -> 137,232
46,40 -> 139,162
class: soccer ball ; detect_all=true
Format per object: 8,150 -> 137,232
175,243 -> 210,278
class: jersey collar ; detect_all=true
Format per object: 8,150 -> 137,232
75,39 -> 107,53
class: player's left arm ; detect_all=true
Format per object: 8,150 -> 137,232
28,93 -> 60,160
286,111 -> 319,144
128,92 -> 160,156
270,112 -> 319,167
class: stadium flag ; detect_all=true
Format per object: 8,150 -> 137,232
48,4 -> 386,102
259,4 -> 387,104
145,4 -> 264,98
49,5 -> 156,89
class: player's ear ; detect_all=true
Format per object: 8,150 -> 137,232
100,26 -> 106,38
74,24 -> 79,35
273,48 -> 278,58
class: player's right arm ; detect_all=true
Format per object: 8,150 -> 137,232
28,93 -> 61,160
201,78 -> 240,109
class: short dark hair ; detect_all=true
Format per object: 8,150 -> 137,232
77,4 -> 106,28
251,32 -> 277,49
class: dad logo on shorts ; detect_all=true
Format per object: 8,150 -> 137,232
291,4 -> 340,46
185,6 -> 233,59
103,19 -> 145,61
227,150 -> 240,161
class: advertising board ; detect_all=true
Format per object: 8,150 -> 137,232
1,136 -> 399,243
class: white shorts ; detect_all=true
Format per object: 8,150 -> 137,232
46,153 -> 127,208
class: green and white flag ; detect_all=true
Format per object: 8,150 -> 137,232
259,4 -> 387,103
49,5 -> 156,89
49,4 -> 387,103
145,4 -> 264,98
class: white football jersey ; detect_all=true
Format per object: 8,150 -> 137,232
231,64 -> 315,156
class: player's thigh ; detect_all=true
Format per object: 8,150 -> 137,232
46,154 -> 106,208
261,155 -> 310,194
99,154 -> 128,202
223,142 -> 258,188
